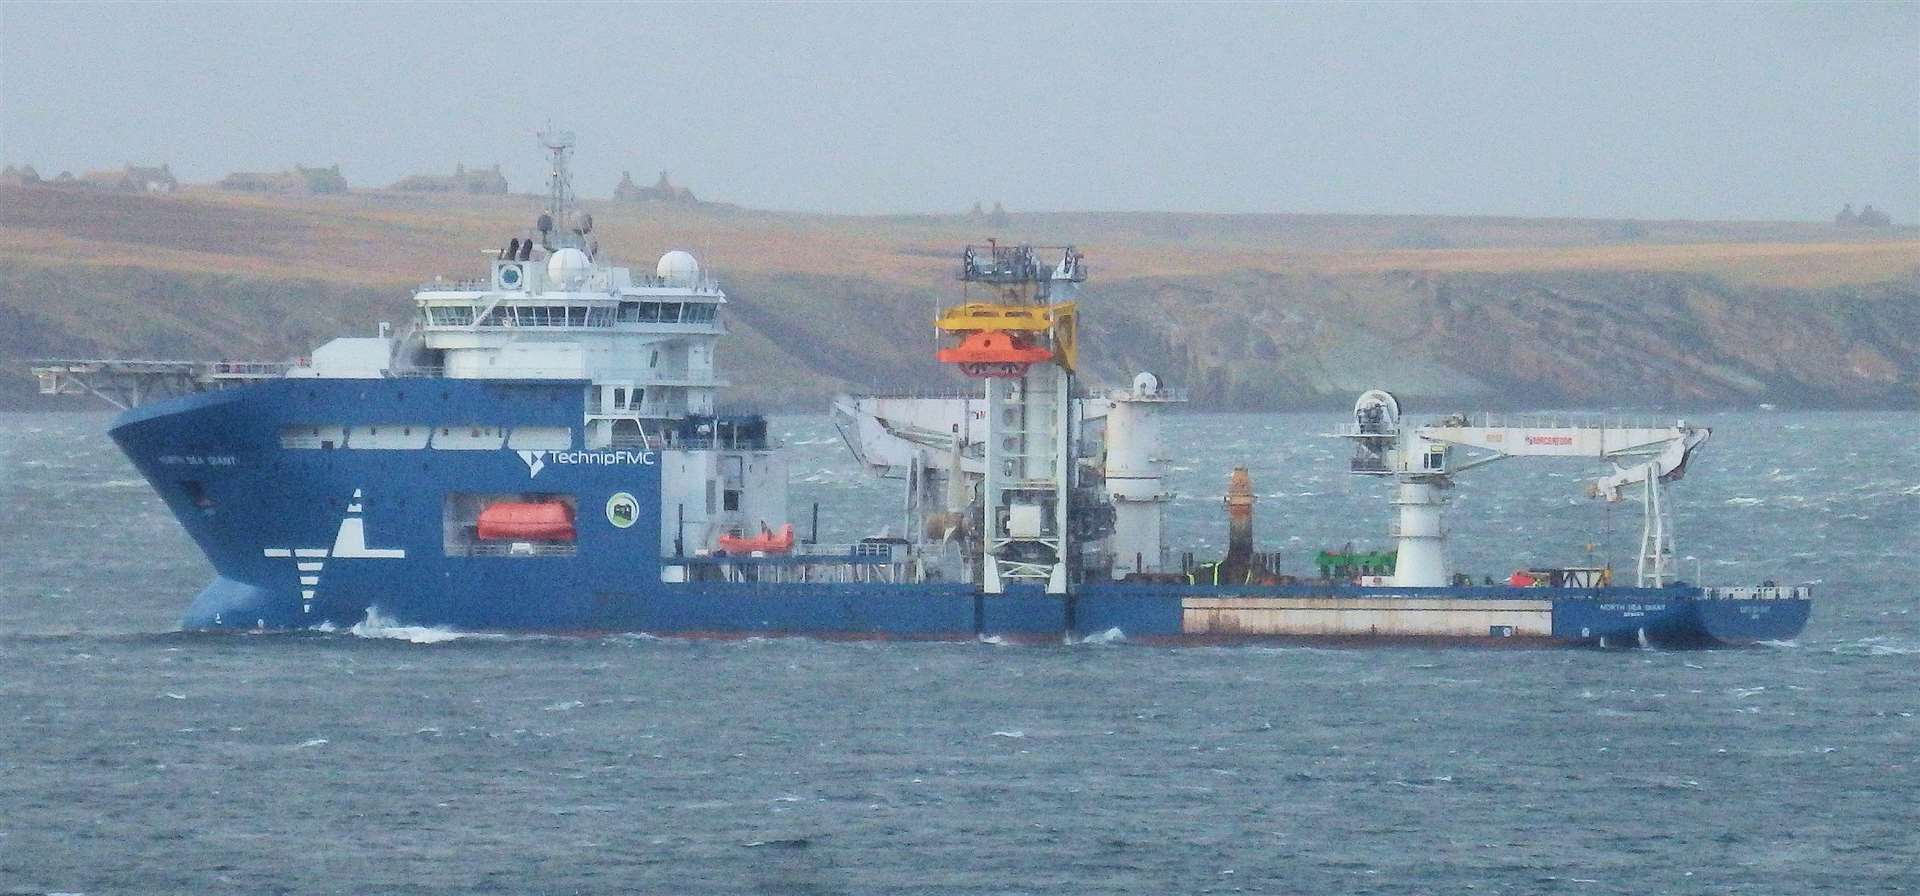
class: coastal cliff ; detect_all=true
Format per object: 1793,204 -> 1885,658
4,186 -> 1914,409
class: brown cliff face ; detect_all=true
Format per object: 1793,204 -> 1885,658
4,186 -> 1916,409
1073,270 -> 1919,408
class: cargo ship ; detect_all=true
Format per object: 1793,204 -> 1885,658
35,135 -> 1810,646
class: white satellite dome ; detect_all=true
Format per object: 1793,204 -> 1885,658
657,250 -> 701,287
546,247 -> 591,288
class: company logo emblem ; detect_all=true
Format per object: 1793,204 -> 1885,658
606,492 -> 639,529
262,488 -> 407,616
515,448 -> 657,478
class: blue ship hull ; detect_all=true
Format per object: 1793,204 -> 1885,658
111,380 -> 1810,647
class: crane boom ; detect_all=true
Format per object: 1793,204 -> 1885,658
1338,390 -> 1710,588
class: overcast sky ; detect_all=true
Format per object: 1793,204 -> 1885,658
2,2 -> 1915,221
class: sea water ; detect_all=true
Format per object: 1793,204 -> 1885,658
0,410 -> 1913,894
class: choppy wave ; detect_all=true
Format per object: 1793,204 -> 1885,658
1069,627 -> 1127,645
1829,637 -> 1920,657
345,607 -> 499,644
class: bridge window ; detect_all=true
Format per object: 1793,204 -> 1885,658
280,425 -> 347,449
428,306 -> 475,326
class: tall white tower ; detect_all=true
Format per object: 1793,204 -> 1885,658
1340,389 -> 1453,587
1106,371 -> 1182,577
936,244 -> 1085,594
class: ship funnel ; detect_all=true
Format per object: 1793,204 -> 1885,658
1225,467 -> 1255,569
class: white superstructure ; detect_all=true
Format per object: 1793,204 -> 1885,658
288,132 -> 784,562
1105,372 -> 1183,577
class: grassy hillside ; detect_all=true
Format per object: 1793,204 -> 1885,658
3,185 -> 1916,410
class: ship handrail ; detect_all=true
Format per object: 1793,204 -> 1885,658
451,542 -> 579,557
414,279 -> 494,292
1330,414 -> 1695,439
843,385 -> 1099,402
32,358 -> 291,372
415,276 -> 726,295
672,542 -> 908,564
1699,585 -> 1812,600
380,366 -> 725,387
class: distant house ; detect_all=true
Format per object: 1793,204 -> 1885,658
219,164 -> 348,195
1836,203 -> 1895,228
613,170 -> 697,204
389,163 -> 509,195
0,164 -> 42,187
968,200 -> 1010,228
75,163 -> 178,192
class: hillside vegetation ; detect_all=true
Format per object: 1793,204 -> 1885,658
3,186 -> 1916,410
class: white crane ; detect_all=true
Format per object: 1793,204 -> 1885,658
1339,390 -> 1710,588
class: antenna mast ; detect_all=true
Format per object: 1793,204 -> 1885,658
537,129 -> 577,248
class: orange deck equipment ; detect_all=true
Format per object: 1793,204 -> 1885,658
477,502 -> 577,542
719,523 -> 796,555
935,331 -> 1054,379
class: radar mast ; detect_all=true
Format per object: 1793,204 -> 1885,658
537,129 -> 579,250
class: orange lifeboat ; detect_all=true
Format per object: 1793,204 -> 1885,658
719,523 -> 796,555
477,502 -> 577,541
935,331 -> 1054,378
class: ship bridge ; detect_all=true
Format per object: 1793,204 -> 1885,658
404,244 -> 730,449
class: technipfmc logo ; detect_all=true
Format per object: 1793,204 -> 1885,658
515,448 -> 657,478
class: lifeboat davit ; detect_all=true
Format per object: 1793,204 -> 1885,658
935,331 -> 1053,378
719,523 -> 795,555
477,502 -> 577,541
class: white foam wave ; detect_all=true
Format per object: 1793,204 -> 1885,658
989,729 -> 1025,738
347,607 -> 491,644
1070,627 -> 1127,645
1830,638 -> 1920,657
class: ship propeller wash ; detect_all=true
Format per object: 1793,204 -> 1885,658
35,137 -> 1810,646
